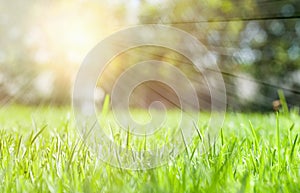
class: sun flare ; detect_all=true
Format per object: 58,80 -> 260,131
26,2 -> 115,67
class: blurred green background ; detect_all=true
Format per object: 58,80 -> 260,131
0,0 -> 300,111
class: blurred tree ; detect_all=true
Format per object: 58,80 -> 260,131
125,0 -> 300,111
0,0 -> 129,106
1,0 -> 300,111
247,1 -> 300,110
124,0 -> 251,110
0,1 -> 38,105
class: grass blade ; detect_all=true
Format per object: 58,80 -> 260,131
180,128 -> 190,158
290,134 -> 298,161
276,112 -> 281,171
101,94 -> 110,117
249,121 -> 259,152
278,89 -> 289,114
31,125 -> 47,145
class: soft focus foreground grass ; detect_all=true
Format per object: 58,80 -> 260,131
0,105 -> 300,192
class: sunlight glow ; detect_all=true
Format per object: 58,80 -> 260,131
26,2 -> 114,67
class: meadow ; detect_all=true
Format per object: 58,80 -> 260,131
0,105 -> 300,192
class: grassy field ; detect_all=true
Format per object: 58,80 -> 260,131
0,105 -> 300,193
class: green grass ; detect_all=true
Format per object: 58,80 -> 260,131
1,105 -> 300,192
